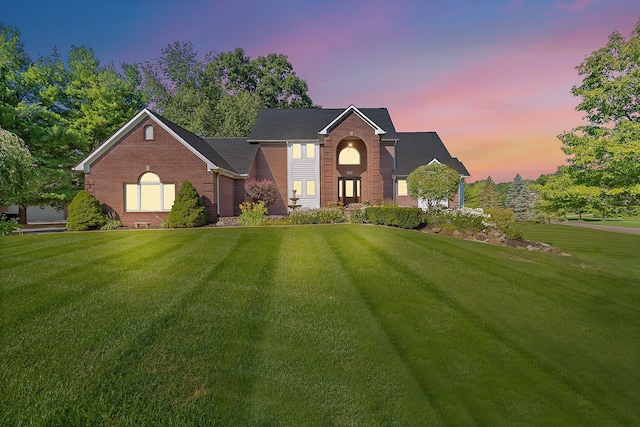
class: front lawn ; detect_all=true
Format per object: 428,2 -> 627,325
1,225 -> 639,425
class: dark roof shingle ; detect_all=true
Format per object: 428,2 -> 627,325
248,107 -> 398,141
395,132 -> 470,177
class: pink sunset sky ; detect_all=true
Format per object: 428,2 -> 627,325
4,0 -> 639,182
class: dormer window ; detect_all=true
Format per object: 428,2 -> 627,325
144,125 -> 154,140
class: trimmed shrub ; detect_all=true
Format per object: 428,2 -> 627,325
166,181 -> 207,228
288,208 -> 346,225
66,190 -> 107,231
365,206 -> 424,229
238,201 -> 267,226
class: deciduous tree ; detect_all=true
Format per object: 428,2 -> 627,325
559,19 -> 640,210
407,163 -> 460,209
0,128 -> 35,218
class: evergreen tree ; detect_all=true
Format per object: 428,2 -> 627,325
506,174 -> 536,221
166,181 -> 207,228
478,176 -> 501,209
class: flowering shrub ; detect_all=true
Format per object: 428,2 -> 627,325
245,179 -> 278,207
238,201 -> 267,226
345,203 -> 367,224
431,207 -> 490,230
288,207 -> 346,224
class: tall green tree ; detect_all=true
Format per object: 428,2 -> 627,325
65,46 -> 146,151
0,24 -> 31,131
531,169 -> 602,219
0,24 -> 147,222
477,176 -> 502,209
0,128 -> 35,216
141,44 -> 314,137
505,174 -> 536,221
407,163 -> 460,209
558,19 -> 640,210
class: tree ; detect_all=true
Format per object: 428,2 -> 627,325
531,168 -> 602,219
558,19 -> 640,210
0,128 -> 35,213
407,163 -> 460,209
505,174 -> 537,221
214,90 -> 262,137
166,181 -> 207,227
0,25 -> 147,222
141,44 -> 315,136
477,176 -> 502,209
65,46 -> 147,151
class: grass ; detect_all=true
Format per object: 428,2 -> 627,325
1,224 -> 639,426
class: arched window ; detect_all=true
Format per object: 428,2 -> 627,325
338,145 -> 361,165
144,125 -> 154,140
125,172 -> 175,212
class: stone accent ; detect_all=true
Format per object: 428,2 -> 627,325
423,225 -> 564,254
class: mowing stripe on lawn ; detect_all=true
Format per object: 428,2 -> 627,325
240,226 -> 440,425
326,225 -> 628,425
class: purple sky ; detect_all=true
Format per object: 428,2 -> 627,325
5,0 -> 639,182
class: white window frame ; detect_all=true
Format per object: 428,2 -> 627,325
125,172 -> 175,212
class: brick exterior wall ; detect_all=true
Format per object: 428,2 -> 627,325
84,117 -> 217,227
320,112 -> 384,206
254,144 -> 288,215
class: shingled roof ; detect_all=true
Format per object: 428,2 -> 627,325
394,132 -> 470,177
151,114 -> 237,174
204,138 -> 258,175
248,107 -> 399,141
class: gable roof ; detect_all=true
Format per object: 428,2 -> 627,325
248,106 -> 398,142
73,108 -> 246,177
204,138 -> 257,175
394,132 -> 470,177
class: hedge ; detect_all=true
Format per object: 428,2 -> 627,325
364,206 -> 424,229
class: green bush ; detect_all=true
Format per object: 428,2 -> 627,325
100,219 -> 123,230
429,207 -> 489,231
504,226 -> 525,241
288,208 -> 346,225
346,203 -> 367,224
66,190 -> 107,231
365,206 -> 424,229
0,217 -> 21,236
238,201 -> 267,226
166,181 -> 207,228
485,208 -> 515,230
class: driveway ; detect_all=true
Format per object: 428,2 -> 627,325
555,221 -> 640,236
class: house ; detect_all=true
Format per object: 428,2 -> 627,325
74,105 -> 470,227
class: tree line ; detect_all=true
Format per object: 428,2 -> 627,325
0,23 -> 314,222
468,20 -> 640,221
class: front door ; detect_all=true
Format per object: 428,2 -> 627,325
338,177 -> 360,205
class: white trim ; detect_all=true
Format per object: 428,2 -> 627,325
318,105 -> 387,136
428,158 -> 442,165
73,108 -> 218,173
